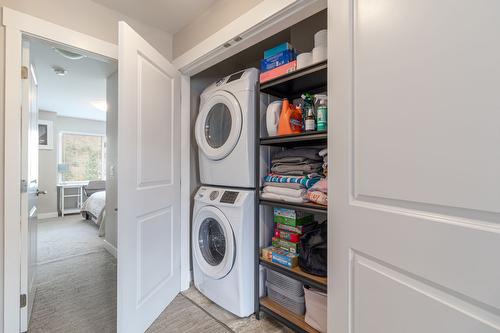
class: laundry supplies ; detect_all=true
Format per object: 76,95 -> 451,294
260,42 -> 297,83
277,99 -> 303,135
265,101 -> 282,136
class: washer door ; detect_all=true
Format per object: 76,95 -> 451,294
195,91 -> 242,161
193,206 -> 235,279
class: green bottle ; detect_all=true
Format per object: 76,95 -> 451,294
316,97 -> 328,131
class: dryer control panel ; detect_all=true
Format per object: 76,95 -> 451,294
220,191 -> 239,204
195,186 -> 253,207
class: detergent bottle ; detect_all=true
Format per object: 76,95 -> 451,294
278,99 -> 303,135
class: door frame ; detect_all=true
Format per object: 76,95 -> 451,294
2,7 -> 118,333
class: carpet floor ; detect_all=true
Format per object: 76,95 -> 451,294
29,216 -> 288,333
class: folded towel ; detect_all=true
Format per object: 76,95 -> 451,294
307,191 -> 327,206
273,148 -> 322,161
272,156 -> 312,164
263,182 -> 304,190
261,191 -> 308,204
264,174 -> 321,189
271,162 -> 323,175
310,178 -> 328,193
263,185 -> 307,198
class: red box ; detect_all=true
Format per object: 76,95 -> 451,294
274,228 -> 300,242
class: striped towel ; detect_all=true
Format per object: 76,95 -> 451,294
263,174 -> 321,189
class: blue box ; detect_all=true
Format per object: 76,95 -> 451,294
264,42 -> 292,59
260,49 -> 295,72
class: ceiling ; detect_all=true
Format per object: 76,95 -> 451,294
91,0 -> 218,34
30,38 -> 117,121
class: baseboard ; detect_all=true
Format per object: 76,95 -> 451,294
38,212 -> 58,219
103,239 -> 117,258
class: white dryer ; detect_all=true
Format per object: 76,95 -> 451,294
192,186 -> 255,317
195,68 -> 258,188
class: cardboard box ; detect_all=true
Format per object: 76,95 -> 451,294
271,248 -> 299,268
260,49 -> 295,72
259,61 -> 297,83
264,42 -> 292,59
272,237 -> 300,253
274,228 -> 301,242
273,207 -> 314,227
277,222 -> 317,235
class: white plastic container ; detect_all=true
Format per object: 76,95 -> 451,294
312,46 -> 327,63
314,29 -> 328,48
304,286 -> 327,332
297,52 -> 312,69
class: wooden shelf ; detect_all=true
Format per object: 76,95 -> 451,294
260,256 -> 327,292
260,297 -> 319,333
260,60 -> 327,99
260,131 -> 327,147
260,197 -> 327,215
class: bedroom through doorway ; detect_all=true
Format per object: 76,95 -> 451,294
24,35 -> 119,332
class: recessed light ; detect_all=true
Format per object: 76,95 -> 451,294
53,66 -> 67,76
53,47 -> 86,60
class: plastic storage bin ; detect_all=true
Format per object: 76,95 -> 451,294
266,269 -> 304,297
304,286 -> 327,332
266,281 -> 305,315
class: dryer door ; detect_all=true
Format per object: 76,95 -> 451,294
195,91 -> 242,161
193,206 -> 236,279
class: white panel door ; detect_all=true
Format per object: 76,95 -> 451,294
117,22 -> 181,333
20,40 -> 39,332
331,0 -> 500,332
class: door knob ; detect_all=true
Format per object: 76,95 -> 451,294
36,190 -> 47,196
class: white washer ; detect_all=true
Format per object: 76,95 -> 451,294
192,186 -> 255,317
195,68 -> 258,188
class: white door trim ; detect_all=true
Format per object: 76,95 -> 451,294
2,7 -> 117,333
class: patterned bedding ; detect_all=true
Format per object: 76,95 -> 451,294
81,191 -> 106,236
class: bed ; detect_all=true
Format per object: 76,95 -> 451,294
81,190 -> 106,237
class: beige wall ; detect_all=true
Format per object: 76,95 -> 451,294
0,1 -> 172,324
173,0 -> 264,59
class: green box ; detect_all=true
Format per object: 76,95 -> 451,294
273,207 -> 314,227
272,237 -> 300,254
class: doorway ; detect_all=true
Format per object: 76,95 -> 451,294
21,36 -> 118,332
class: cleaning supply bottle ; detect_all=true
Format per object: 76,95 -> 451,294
305,107 -> 316,131
316,96 -> 328,131
278,99 -> 303,135
301,93 -> 315,131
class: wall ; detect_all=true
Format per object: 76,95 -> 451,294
38,111 -> 58,216
37,113 -> 106,215
105,71 -> 118,249
173,0 -> 264,59
0,2 -> 172,323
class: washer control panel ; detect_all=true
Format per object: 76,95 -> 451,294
220,191 -> 239,204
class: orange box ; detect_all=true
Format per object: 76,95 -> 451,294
259,61 -> 297,83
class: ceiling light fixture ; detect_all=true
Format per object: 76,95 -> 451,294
53,66 -> 67,76
53,47 -> 86,60
91,101 -> 108,112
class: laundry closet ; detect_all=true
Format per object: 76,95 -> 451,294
189,9 -> 328,333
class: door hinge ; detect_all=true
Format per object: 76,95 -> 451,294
20,294 -> 26,308
21,66 -> 28,80
21,179 -> 28,193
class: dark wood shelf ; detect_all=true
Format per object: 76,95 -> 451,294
260,197 -> 327,215
260,257 -> 327,292
260,131 -> 327,147
260,60 -> 327,99
260,297 -> 319,333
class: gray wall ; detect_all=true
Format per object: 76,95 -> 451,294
38,112 -> 106,215
105,71 -> 118,248
173,0 -> 264,58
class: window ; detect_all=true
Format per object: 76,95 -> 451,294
59,132 -> 106,182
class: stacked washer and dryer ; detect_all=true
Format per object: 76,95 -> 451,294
192,68 -> 259,317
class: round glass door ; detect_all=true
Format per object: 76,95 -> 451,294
198,217 -> 226,266
193,206 -> 235,279
195,91 -> 242,161
204,104 -> 232,149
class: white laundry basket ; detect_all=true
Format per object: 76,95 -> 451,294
304,286 -> 327,332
